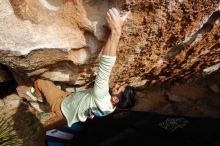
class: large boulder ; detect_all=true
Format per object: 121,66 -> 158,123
0,0 -> 220,90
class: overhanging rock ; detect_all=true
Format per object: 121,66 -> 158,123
0,0 -> 219,90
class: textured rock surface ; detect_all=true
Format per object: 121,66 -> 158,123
0,0 -> 220,90
133,71 -> 220,118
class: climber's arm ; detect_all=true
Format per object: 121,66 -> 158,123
92,8 -> 130,98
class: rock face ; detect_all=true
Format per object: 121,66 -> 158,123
0,0 -> 220,89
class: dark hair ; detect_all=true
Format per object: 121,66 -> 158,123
117,86 -> 136,109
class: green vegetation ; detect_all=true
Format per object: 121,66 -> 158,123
0,117 -> 22,146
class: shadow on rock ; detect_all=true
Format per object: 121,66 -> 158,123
12,101 -> 45,146
0,81 -> 17,99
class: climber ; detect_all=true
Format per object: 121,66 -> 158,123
19,8 -> 136,127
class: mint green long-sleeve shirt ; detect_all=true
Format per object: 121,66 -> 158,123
61,55 -> 116,127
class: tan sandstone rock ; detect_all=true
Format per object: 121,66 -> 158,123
0,0 -> 219,91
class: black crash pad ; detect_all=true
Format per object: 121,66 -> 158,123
71,110 -> 220,146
